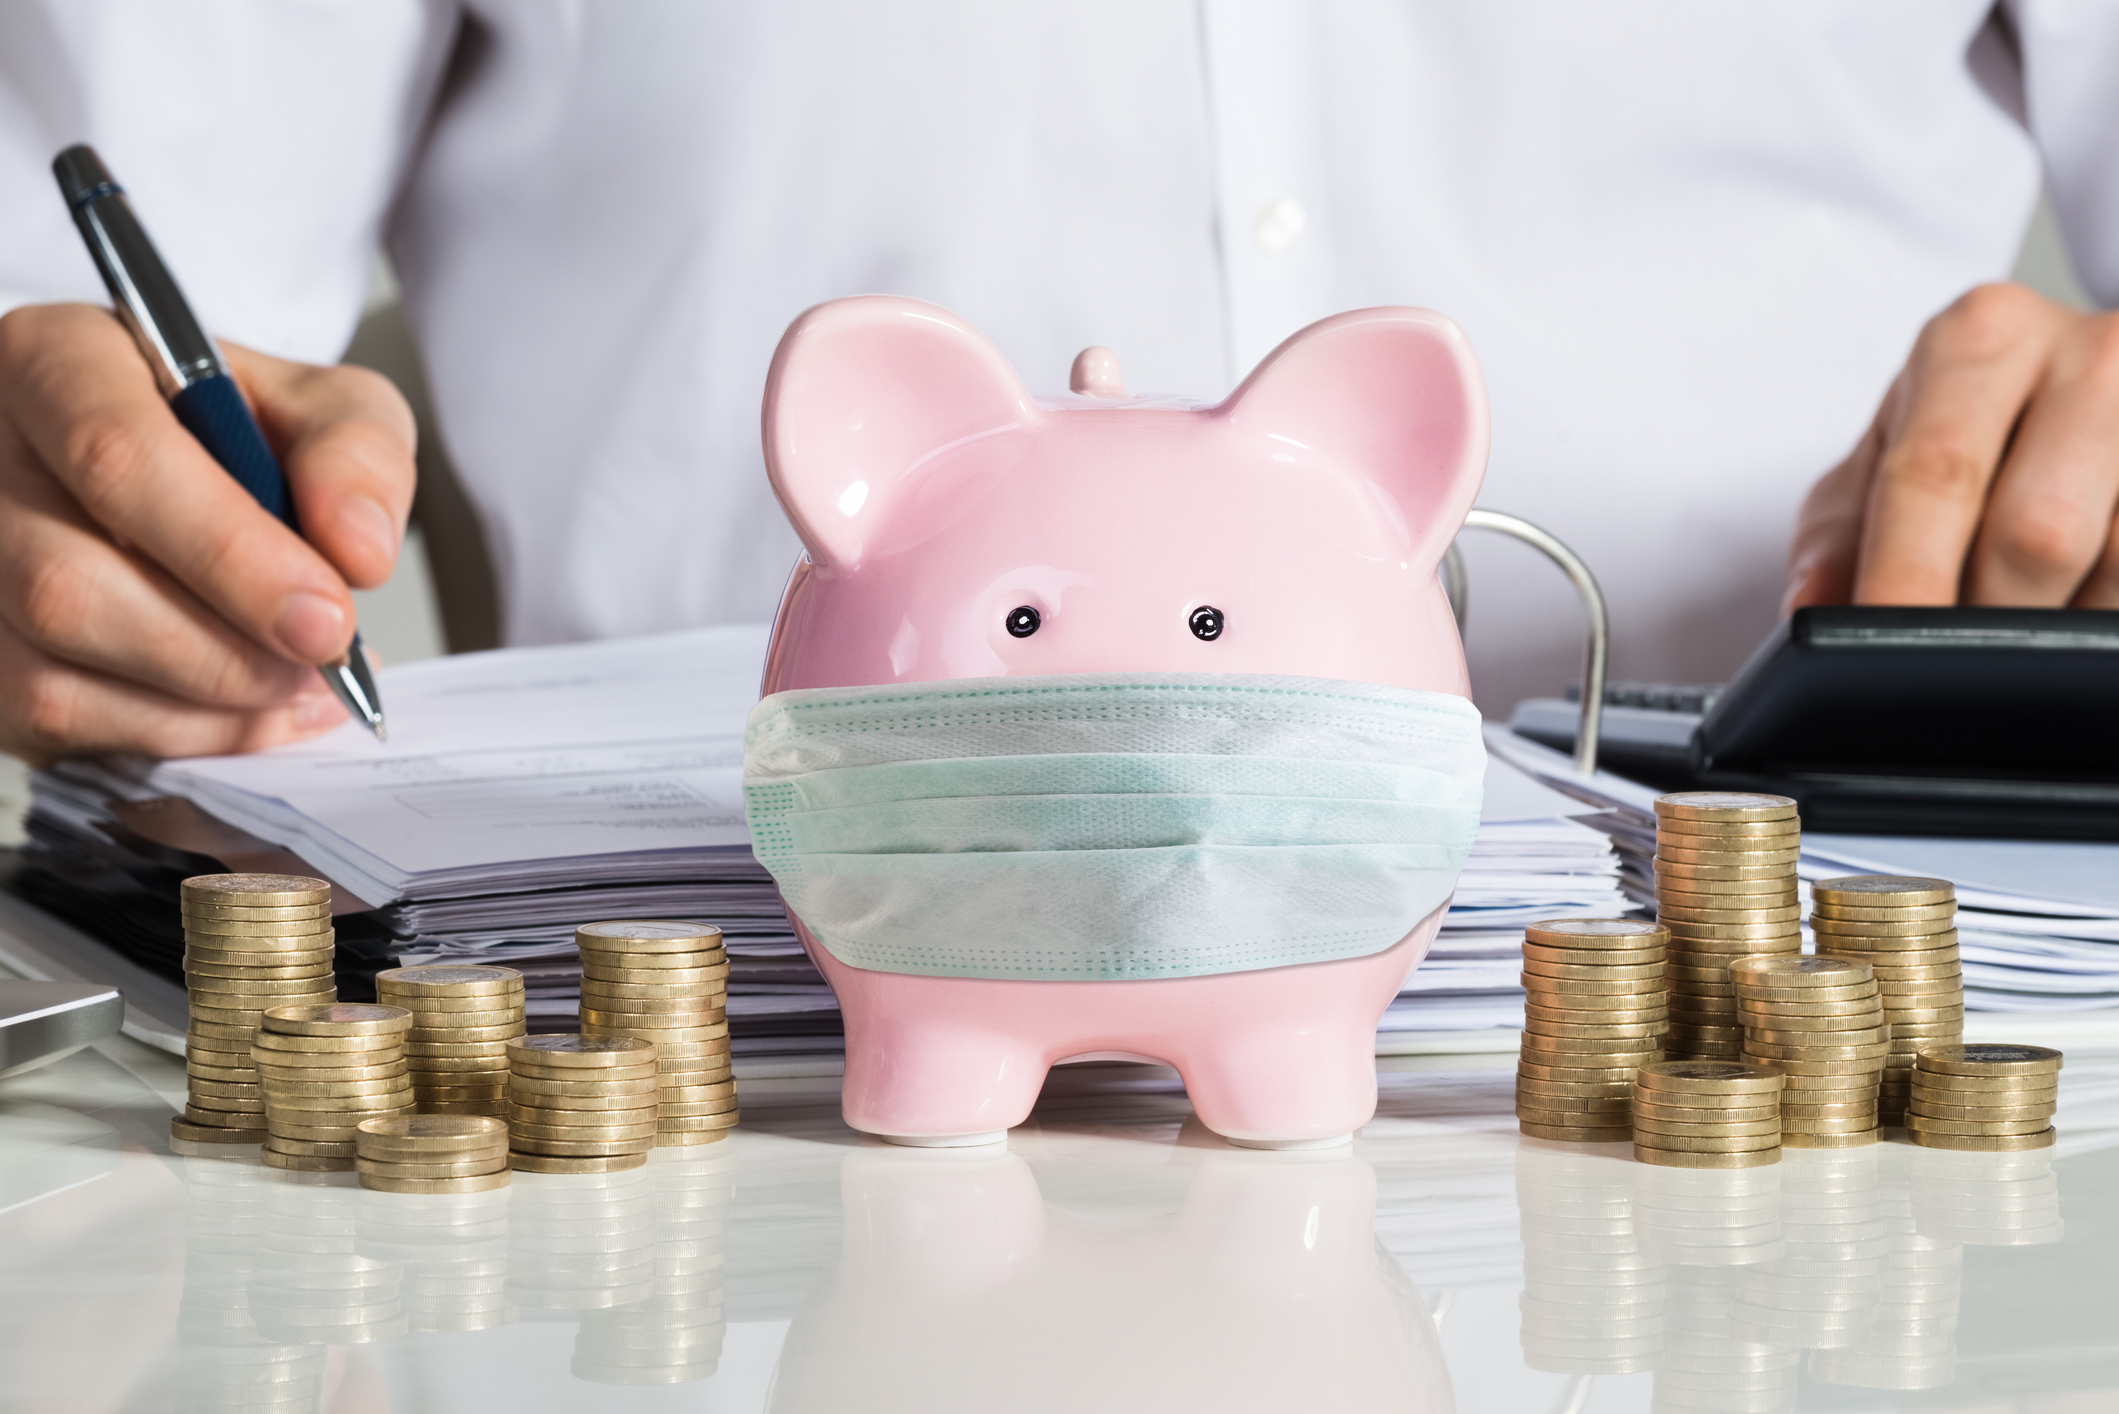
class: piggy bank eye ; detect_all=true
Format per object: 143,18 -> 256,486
1189,606 -> 1224,641
1005,606 -> 1041,638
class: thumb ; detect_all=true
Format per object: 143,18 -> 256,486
222,341 -> 417,592
1784,403 -> 1887,615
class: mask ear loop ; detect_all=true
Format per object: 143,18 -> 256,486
1442,510 -> 1610,777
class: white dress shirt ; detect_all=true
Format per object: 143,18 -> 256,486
3,1 -> 2114,712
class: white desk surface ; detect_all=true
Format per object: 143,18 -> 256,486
2,1018 -> 2114,1414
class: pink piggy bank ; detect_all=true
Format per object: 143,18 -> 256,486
757,297 -> 1487,1149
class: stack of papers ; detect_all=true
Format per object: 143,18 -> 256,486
43,628 -> 1632,1063
1486,729 -> 2119,1028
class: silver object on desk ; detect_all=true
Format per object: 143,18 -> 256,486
1444,509 -> 1610,776
0,979 -> 124,1081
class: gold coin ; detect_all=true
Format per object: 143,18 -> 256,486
360,1169 -> 514,1193
1656,888 -> 1800,911
508,1136 -> 654,1158
1632,1101 -> 1777,1125
507,1100 -> 659,1126
185,1018 -> 265,1039
1820,937 -> 1963,962
578,978 -> 731,1002
181,945 -> 336,970
353,1154 -> 510,1180
181,873 -> 332,906
185,1078 -> 263,1099
1751,1057 -> 1885,1077
402,1021 -> 526,1043
576,920 -> 724,951
1518,1040 -> 1663,1063
1747,1026 -> 1891,1048
1655,792 -> 1797,822
509,1058 -> 662,1083
1906,1099 -> 2055,1123
1655,844 -> 1802,868
180,898 -> 332,921
1738,1006 -> 1885,1028
253,1056 -> 409,1081
1634,1144 -> 1779,1168
1525,1021 -> 1667,1042
182,956 -> 333,980
1519,956 -> 1666,982
264,1134 -> 362,1157
1777,1130 -> 1879,1149
1520,938 -> 1665,965
1656,814 -> 1802,838
508,1150 -> 649,1174
1810,874 -> 1953,905
1811,898 -> 1956,921
252,1026 -> 401,1050
1915,1044 -> 2065,1077
1908,1127 -> 2055,1152
653,1128 -> 732,1147
1662,924 -> 1803,945
507,1071 -> 660,1098
261,1004 -> 413,1036
1653,865 -> 1796,886
653,1098 -> 739,1118
660,1079 -> 738,1101
1525,919 -> 1668,948
637,1042 -> 728,1064
1810,916 -> 1959,939
1513,1061 -> 1641,1084
1908,1069 -> 2056,1093
260,1147 -> 354,1172
1633,1061 -> 1782,1093
168,1116 -> 265,1143
577,1005 -> 729,1030
358,1112 -> 508,1144
1656,905 -> 1803,926
183,917 -> 335,938
381,992 -> 526,1015
1778,1104 -> 1878,1121
658,1066 -> 735,1088
507,1120 -> 661,1146
1737,994 -> 1888,1016
374,964 -> 524,995
1524,1000 -> 1669,1023
1730,955 -> 1869,985
1515,1077 -> 1633,1101
579,956 -> 730,979
1520,973 -> 1665,997
190,973 -> 338,996
257,1076 -> 413,1100
581,1022 -> 728,1044
1904,1113 -> 2056,1136
1626,1083 -> 1760,1109
507,1034 -> 655,1066
1631,1114 -> 1780,1138
1630,1130 -> 1780,1153
1516,1120 -> 1632,1142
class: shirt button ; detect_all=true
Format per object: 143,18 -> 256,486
1252,197 -> 1307,255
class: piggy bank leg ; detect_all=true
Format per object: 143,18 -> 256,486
1171,1025 -> 1376,1150
834,975 -> 1052,1147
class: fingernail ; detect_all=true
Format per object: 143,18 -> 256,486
341,497 -> 399,567
275,591 -> 348,661
295,691 -> 348,731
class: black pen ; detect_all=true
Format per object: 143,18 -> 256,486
50,144 -> 387,741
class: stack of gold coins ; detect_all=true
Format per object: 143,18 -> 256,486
1630,1060 -> 1783,1169
175,874 -> 336,1145
507,1034 -> 660,1173
1652,794 -> 1802,1061
1516,919 -> 1670,1141
1808,876 -> 1963,1125
576,922 -> 737,1146
374,965 -> 527,1116
356,1114 -> 513,1194
252,1004 -> 415,1172
1907,1044 -> 2061,1152
1730,955 -> 1885,1147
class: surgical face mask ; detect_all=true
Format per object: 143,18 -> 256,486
743,673 -> 1485,982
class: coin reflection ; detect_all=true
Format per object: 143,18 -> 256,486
1808,1145 -> 1959,1390
572,1147 -> 735,1385
250,1171 -> 407,1344
356,1185 -> 514,1333
504,1166 -> 656,1312
1515,1144 -> 1663,1374
1910,1145 -> 2064,1247
1734,1149 -> 1884,1352
173,1157 -> 327,1413
770,1142 -> 1448,1413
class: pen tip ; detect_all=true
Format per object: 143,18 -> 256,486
373,722 -> 388,743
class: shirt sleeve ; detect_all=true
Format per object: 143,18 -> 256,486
2013,0 -> 2119,308
0,0 -> 458,361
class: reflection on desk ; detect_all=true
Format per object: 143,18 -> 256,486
0,1041 -> 2113,1412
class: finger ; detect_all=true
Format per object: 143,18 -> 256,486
1854,285 -> 2070,605
0,303 -> 358,664
223,343 -> 416,591
2072,511 -> 2119,609
1784,397 -> 1888,613
0,618 -> 348,767
1963,319 -> 2119,604
0,417 -> 318,708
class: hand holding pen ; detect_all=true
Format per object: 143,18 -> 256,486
0,145 -> 409,761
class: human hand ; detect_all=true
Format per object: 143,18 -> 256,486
0,303 -> 415,764
1785,282 -> 2119,613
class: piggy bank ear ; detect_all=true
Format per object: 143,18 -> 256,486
1217,308 -> 1488,572
763,296 -> 1037,572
